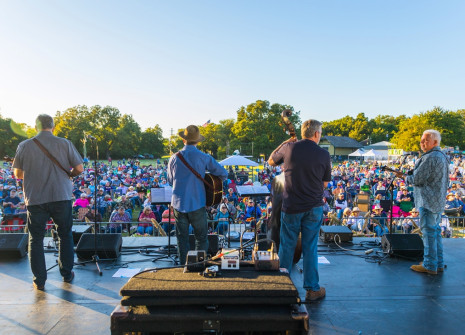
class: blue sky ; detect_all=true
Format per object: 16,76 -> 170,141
0,1 -> 464,137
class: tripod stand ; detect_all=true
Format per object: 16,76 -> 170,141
151,201 -> 178,264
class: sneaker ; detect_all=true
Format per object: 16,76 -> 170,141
33,282 -> 45,291
63,271 -> 75,283
410,264 -> 437,275
305,287 -> 326,302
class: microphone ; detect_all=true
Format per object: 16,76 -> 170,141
86,134 -> 96,140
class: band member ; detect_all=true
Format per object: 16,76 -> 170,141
268,119 -> 331,302
396,129 -> 448,274
167,125 -> 227,265
13,114 -> 83,290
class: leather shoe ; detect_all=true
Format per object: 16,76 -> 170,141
410,264 -> 437,275
63,271 -> 75,283
305,287 -> 326,302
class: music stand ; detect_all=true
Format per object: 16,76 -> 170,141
236,185 -> 270,245
150,187 -> 178,264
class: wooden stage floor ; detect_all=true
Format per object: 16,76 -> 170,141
0,236 -> 464,335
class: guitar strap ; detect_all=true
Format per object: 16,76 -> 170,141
175,152 -> 213,190
33,138 -> 72,177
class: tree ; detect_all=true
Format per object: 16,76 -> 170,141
140,125 -> 165,158
0,116 -> 28,158
231,100 -> 300,158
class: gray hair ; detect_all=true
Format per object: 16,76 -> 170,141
36,114 -> 54,130
423,129 -> 441,146
301,119 -> 322,139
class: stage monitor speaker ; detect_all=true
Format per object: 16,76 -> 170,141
320,225 -> 353,243
381,233 -> 423,259
72,225 -> 92,245
0,233 -> 28,258
189,234 -> 219,257
76,233 -> 122,260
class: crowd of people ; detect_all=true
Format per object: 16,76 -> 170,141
1,149 -> 464,238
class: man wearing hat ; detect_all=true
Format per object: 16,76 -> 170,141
167,125 -> 227,265
395,129 -> 449,275
369,205 -> 388,236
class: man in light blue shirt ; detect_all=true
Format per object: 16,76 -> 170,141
168,125 -> 227,264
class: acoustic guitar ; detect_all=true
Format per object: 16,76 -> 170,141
205,173 -> 223,207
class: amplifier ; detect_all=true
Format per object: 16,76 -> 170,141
320,225 -> 353,243
185,250 -> 206,272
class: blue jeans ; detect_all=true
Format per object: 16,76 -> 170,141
278,206 -> 323,291
174,207 -> 208,265
26,200 -> 74,286
419,207 -> 444,271
137,225 -> 153,235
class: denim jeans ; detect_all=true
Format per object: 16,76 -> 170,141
419,207 -> 444,271
27,200 -> 74,286
278,206 -> 323,291
137,225 -> 153,235
174,207 -> 208,265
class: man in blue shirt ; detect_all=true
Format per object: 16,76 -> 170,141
168,125 -> 227,264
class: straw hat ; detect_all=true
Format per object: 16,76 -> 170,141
178,125 -> 205,143
373,204 -> 383,211
352,207 -> 360,212
410,208 -> 419,213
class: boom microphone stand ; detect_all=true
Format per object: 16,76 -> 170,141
76,137 -> 115,275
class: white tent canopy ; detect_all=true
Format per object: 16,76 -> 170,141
218,155 -> 259,167
362,149 -> 385,159
348,149 -> 365,157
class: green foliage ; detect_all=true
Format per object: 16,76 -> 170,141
140,125 -> 165,158
230,100 -> 300,158
3,104 -> 465,160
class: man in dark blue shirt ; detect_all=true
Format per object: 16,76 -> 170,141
268,119 -> 331,302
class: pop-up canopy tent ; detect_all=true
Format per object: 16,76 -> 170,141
348,149 -> 365,157
362,149 -> 385,159
218,155 -> 259,167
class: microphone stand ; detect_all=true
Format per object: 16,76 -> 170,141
76,137 -> 115,275
382,154 -> 410,235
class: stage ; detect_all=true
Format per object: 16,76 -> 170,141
0,236 -> 464,334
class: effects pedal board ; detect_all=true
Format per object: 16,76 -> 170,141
253,250 -> 280,271
221,249 -> 240,270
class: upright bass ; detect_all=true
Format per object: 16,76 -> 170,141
268,109 -> 302,264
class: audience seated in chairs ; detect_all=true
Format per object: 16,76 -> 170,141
108,206 -> 131,233
444,192 -> 462,226
346,207 -> 365,232
368,205 -> 388,237
137,206 -> 156,236
334,193 -> 348,219
403,208 -> 420,234
161,205 -> 176,235
440,214 -> 452,238
214,204 -> 230,235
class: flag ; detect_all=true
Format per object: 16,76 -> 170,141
202,120 -> 211,127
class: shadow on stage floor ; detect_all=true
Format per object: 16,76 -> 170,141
0,236 -> 464,335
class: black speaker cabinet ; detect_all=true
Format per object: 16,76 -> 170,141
75,233 -> 122,260
72,225 -> 92,245
0,233 -> 28,258
381,233 -> 424,259
189,234 -> 219,256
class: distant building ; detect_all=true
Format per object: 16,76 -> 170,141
319,136 -> 362,157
